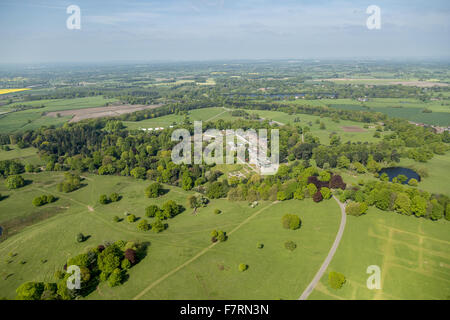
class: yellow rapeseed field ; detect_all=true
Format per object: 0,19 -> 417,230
0,88 -> 30,95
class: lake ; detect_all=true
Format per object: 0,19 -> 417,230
378,167 -> 421,184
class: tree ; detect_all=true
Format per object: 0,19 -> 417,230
127,214 -> 136,223
217,230 -> 227,242
281,214 -> 301,230
162,200 -> 181,218
313,191 -> 323,202
284,241 -> 297,251
411,195 -> 427,217
98,244 -> 123,275
319,171 -> 331,182
145,182 -> 163,198
328,271 -> 346,289
124,248 -> 137,264
320,187 -> 331,200
99,194 -> 109,205
446,203 -> 450,221
130,167 -> 146,180
337,156 -> 350,169
408,178 -> 419,187
76,233 -> 85,243
137,219 -> 150,231
110,193 -> 120,202
145,205 -> 160,218
430,199 -> 444,221
16,282 -> 44,300
307,183 -> 317,197
151,219 -> 165,233
107,268 -> 124,287
206,181 -> 228,199
238,263 -> 248,272
181,171 -> 193,191
5,174 -> 25,189
394,193 -> 412,216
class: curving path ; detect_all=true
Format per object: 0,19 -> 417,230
298,195 -> 347,300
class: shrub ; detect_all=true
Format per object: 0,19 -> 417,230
137,219 -> 150,231
257,243 -> 264,249
162,200 -> 181,218
284,241 -> 297,251
112,216 -> 120,222
238,263 -> 248,272
16,282 -> 44,300
145,205 -> 160,218
328,271 -> 346,289
127,214 -> 136,223
281,214 -> 301,230
214,209 -> 222,215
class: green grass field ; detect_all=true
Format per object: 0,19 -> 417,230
0,172 -> 340,300
0,145 -> 42,166
309,207 -> 450,300
0,96 -> 118,133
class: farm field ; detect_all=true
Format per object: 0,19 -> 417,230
0,172 -> 340,300
281,98 -> 450,126
0,89 -> 30,95
0,96 -> 118,133
309,207 -> 450,300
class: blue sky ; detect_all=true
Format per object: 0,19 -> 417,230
0,0 -> 449,63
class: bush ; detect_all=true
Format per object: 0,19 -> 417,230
210,230 -> 218,238
328,271 -> 346,289
214,209 -> 221,215
284,241 -> 297,251
257,243 -> 264,249
162,200 -> 182,219
112,216 -> 120,222
345,202 -> 366,216
127,214 -> 136,223
32,195 -> 55,207
145,205 -> 160,218
238,263 -> 248,272
281,214 -> 301,230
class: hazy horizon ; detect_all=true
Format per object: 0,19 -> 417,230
1,0 -> 449,63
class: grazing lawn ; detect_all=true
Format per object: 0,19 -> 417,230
0,172 -> 341,300
124,107 -> 235,130
0,145 -> 41,166
398,152 -> 450,197
309,207 -> 450,300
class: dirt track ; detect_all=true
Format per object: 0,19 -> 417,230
45,104 -> 162,123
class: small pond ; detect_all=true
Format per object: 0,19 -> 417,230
378,167 -> 421,184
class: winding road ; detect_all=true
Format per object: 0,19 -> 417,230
298,195 -> 347,300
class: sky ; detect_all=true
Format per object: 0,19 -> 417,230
0,0 -> 449,63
